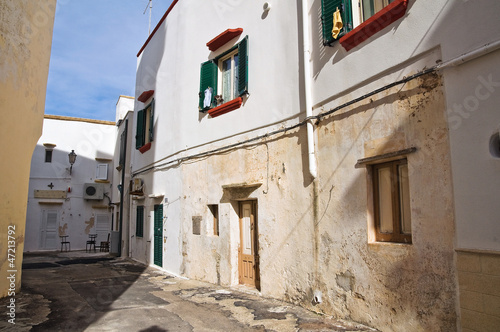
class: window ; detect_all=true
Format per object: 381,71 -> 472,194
321,0 -> 353,45
208,204 -> 219,236
192,216 -> 202,235
119,129 -> 126,167
321,0 -> 408,49
136,99 -> 155,150
96,164 -> 108,180
199,36 -> 248,115
136,205 -> 144,237
372,159 -> 411,243
361,0 -> 394,21
45,149 -> 53,163
219,50 -> 239,103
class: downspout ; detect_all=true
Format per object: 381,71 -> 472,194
118,119 -> 128,257
301,0 -> 318,179
435,39 -> 500,70
301,0 -> 321,305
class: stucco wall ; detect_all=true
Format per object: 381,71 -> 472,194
0,0 -> 56,298
25,117 -> 116,251
127,0 -> 500,330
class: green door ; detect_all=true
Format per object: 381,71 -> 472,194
153,204 -> 163,267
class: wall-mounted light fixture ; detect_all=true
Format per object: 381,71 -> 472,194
68,150 -> 77,175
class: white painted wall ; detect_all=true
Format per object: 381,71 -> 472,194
25,117 -> 116,251
132,0 -> 303,172
126,0 -> 500,329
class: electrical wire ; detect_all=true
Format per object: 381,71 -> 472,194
132,66 -> 437,177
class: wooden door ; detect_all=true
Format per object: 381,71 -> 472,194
153,204 -> 163,267
238,201 -> 259,289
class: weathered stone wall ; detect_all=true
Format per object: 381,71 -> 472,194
311,71 -> 457,330
172,70 -> 457,331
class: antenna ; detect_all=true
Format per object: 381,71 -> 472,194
143,0 -> 153,36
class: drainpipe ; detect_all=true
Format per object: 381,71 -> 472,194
118,119 -> 128,257
301,0 -> 321,305
301,0 -> 317,179
435,39 -> 500,70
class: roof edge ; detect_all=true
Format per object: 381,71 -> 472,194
137,0 -> 180,57
44,114 -> 116,125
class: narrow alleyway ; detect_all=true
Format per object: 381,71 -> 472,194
1,252 -> 376,331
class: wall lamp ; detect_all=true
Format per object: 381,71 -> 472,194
68,150 -> 77,175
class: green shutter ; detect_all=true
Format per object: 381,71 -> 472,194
135,109 -> 145,149
136,206 -> 144,237
149,99 -> 154,142
154,204 -> 163,267
321,0 -> 353,45
238,36 -> 248,96
199,60 -> 218,111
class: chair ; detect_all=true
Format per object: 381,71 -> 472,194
86,234 -> 97,252
100,233 -> 110,252
60,235 -> 70,252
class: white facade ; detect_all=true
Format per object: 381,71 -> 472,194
111,96 -> 135,257
25,116 -> 116,251
123,0 -> 500,331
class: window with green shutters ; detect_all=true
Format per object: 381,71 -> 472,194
136,205 -> 144,237
135,99 -> 155,149
321,0 -> 353,45
198,36 -> 249,112
321,0 -> 408,49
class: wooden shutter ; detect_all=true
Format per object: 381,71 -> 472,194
321,0 -> 353,45
136,109 -> 145,149
136,206 -> 144,237
154,204 -> 163,266
149,99 -> 154,142
238,36 -> 249,96
199,60 -> 218,110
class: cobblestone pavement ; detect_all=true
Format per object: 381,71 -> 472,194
1,251 -> 377,331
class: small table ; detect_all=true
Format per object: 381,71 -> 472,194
60,235 -> 70,252
86,234 -> 97,252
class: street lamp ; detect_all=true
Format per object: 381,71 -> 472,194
68,150 -> 77,175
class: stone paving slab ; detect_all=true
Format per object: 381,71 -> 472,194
1,251 -> 377,331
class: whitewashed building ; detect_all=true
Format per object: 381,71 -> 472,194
25,115 -> 116,252
122,0 -> 500,331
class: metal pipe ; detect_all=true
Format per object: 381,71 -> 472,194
436,39 -> 500,69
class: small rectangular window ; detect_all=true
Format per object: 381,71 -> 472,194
208,204 -> 219,236
136,206 -> 144,237
96,164 -> 108,180
372,159 -> 411,243
45,150 -> 53,163
192,216 -> 202,235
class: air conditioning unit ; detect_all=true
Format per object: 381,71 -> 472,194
83,183 -> 104,200
130,178 -> 144,195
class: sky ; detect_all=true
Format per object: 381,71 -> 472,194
44,0 -> 174,121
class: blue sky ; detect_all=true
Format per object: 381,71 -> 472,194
45,0 -> 174,121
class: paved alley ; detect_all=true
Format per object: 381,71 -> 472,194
1,252 -> 376,332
